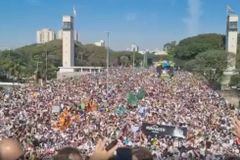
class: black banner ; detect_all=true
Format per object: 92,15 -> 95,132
141,123 -> 187,139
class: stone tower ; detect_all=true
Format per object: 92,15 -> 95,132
221,14 -> 239,90
60,16 -> 75,72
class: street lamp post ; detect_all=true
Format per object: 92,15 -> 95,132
45,51 -> 48,82
133,50 -> 135,69
106,31 -> 110,97
44,42 -> 48,82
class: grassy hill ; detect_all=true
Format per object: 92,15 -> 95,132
0,40 -> 146,81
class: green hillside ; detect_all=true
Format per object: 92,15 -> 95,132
0,40 -> 145,81
2,33 -> 240,87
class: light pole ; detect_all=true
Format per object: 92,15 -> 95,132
144,52 -> 148,68
132,44 -> 138,70
44,42 -> 48,82
45,50 -> 48,82
133,50 -> 135,69
106,31 -> 110,97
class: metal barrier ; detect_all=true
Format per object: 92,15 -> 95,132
0,82 -> 24,87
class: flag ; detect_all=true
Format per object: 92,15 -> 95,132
86,99 -> 98,112
127,92 -> 138,106
73,6 -> 77,17
115,106 -> 127,116
54,110 -> 71,130
136,88 -> 145,100
80,102 -> 85,110
226,5 -> 234,15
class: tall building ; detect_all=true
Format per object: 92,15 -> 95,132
36,28 -> 56,44
75,31 -> 79,41
94,40 -> 105,47
57,30 -> 63,40
60,16 -> 75,72
131,44 -> 139,52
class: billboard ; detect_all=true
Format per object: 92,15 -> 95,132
141,123 -> 187,139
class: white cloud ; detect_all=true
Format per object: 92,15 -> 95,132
183,0 -> 202,36
126,13 -> 137,21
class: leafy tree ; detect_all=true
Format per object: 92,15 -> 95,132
163,41 -> 176,54
0,40 -> 149,80
230,75 -> 240,87
119,56 -> 130,66
185,50 -> 232,83
173,34 -> 225,60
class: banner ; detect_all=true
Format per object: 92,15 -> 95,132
127,92 -> 138,106
115,106 -> 127,116
141,123 -> 187,139
52,106 -> 60,113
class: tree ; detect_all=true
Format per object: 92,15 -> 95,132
173,34 -> 225,60
119,56 -> 130,66
0,40 -> 165,81
185,50 -> 232,83
163,41 -> 176,54
230,75 -> 240,87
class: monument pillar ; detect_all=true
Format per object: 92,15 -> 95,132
221,14 -> 239,90
59,16 -> 75,73
57,16 -> 75,79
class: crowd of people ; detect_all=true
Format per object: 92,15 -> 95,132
0,67 -> 240,159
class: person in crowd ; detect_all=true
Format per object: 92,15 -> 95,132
53,147 -> 83,160
131,147 -> 153,160
0,138 -> 23,160
0,68 -> 239,159
233,117 -> 240,138
90,139 -> 119,160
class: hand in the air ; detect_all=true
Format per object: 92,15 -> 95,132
232,117 -> 240,138
90,139 -> 119,160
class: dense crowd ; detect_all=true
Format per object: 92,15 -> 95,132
0,67 -> 239,159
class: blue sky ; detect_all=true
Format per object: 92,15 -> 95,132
0,0 -> 239,50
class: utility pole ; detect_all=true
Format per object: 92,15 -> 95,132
45,50 -> 48,82
106,31 -> 110,97
132,44 -> 138,70
44,42 -> 48,82
144,52 -> 147,68
133,50 -> 135,69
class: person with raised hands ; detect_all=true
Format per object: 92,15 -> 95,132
0,138 -> 24,160
233,117 -> 240,138
90,139 -> 119,160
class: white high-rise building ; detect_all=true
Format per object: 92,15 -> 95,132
94,40 -> 105,47
131,44 -> 139,52
36,28 -> 56,44
75,31 -> 79,41
59,16 -> 75,72
57,30 -> 63,40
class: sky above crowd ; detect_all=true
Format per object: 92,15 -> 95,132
0,0 -> 239,50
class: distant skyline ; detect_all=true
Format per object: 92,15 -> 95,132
0,0 -> 239,50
